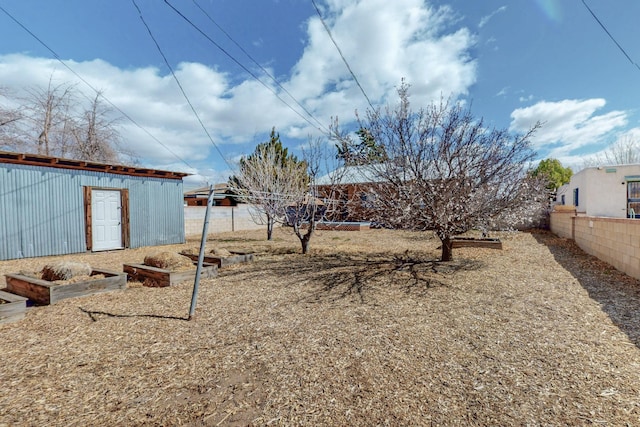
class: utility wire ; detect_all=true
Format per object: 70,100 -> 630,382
164,0 -> 331,136
131,0 -> 233,170
581,0 -> 640,72
191,0 -> 330,135
310,0 -> 375,112
0,4 -> 196,171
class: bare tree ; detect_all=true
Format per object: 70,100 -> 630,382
286,136 -> 345,254
19,77 -> 76,156
583,136 -> 640,168
5,75 -> 127,163
68,92 -> 121,162
231,131 -> 345,254
230,128 -> 309,241
0,87 -> 22,150
332,82 -> 547,261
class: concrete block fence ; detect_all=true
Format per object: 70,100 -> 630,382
550,211 -> 640,281
184,205 -> 266,237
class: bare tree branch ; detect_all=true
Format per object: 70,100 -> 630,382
0,87 -> 22,151
67,91 -> 121,162
332,81 -> 547,261
583,136 -> 640,168
18,76 -> 77,156
3,75 -> 128,163
229,128 -> 309,242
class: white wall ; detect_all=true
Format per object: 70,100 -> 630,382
184,205 -> 266,236
569,169 -> 589,214
565,165 -> 640,218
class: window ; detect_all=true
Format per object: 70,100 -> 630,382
628,181 -> 640,218
573,188 -> 579,207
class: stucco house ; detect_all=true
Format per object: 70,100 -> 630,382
0,151 -> 189,261
556,164 -> 640,218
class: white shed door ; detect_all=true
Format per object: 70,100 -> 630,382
92,190 -> 123,251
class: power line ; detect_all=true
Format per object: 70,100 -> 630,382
164,0 -> 331,136
131,0 -> 233,170
0,4 -> 197,170
310,0 -> 375,112
191,0 -> 330,135
581,0 -> 640,72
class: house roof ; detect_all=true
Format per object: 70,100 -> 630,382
578,163 -> 640,173
184,183 -> 234,199
0,150 -> 189,180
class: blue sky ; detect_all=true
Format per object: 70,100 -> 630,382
1,0 -> 639,188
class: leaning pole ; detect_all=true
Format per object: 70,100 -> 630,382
188,185 -> 215,320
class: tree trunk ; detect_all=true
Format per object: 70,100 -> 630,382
266,215 -> 273,241
440,236 -> 453,262
294,221 -> 314,254
300,210 -> 319,254
300,230 -> 312,254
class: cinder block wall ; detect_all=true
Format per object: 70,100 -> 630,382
573,217 -> 640,281
184,205 -> 266,237
549,211 -> 574,239
550,212 -> 640,281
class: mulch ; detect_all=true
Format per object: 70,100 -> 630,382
1,227 -> 639,426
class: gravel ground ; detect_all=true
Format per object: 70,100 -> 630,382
1,227 -> 639,426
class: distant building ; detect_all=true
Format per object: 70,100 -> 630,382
183,183 -> 239,207
315,165 -> 382,222
556,164 -> 640,218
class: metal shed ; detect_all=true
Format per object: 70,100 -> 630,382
0,151 -> 189,261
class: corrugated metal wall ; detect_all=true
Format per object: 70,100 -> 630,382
0,163 -> 185,261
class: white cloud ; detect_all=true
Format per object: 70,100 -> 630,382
479,6 -> 507,28
0,0 -> 477,181
287,0 -> 476,120
495,86 -> 508,97
509,99 -> 628,161
485,36 -> 498,49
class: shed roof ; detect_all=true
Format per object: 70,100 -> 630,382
0,150 -> 189,180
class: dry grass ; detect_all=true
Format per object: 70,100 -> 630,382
143,251 -> 195,271
1,227 -> 640,426
40,261 -> 93,282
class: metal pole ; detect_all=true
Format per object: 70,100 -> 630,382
188,185 -> 214,320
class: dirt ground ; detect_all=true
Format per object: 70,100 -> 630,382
1,227 -> 640,426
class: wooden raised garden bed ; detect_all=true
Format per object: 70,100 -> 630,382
0,289 -> 28,324
4,269 -> 127,306
123,262 -> 218,287
452,237 -> 503,250
179,251 -> 254,268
